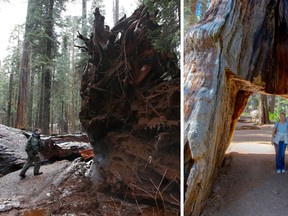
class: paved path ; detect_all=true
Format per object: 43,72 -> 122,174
201,125 -> 288,216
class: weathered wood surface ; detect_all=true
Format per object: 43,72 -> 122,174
79,6 -> 180,211
0,125 -> 27,175
40,134 -> 90,161
184,0 -> 288,215
0,124 -> 90,176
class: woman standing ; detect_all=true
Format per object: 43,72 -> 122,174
272,112 -> 288,174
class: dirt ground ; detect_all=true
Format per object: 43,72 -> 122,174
0,158 -> 176,216
201,124 -> 288,216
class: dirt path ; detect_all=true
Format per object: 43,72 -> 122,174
201,124 -> 288,216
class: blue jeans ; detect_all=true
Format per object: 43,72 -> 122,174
274,141 -> 287,170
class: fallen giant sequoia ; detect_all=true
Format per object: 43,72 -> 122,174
79,6 -> 180,210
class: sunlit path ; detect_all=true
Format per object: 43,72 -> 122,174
201,124 -> 288,216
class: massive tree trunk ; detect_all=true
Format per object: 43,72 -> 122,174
184,0 -> 288,215
79,6 -> 180,212
42,0 -> 54,134
15,0 -> 37,129
15,38 -> 31,129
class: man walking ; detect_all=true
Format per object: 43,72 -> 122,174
19,128 -> 43,178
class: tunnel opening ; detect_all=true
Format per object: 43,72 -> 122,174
201,94 -> 288,215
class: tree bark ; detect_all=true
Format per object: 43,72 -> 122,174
15,0 -> 37,129
27,67 -> 35,129
113,0 -> 119,25
7,68 -> 14,127
38,67 -> 45,129
184,0 -> 288,215
269,95 -> 275,113
41,0 -> 54,134
82,0 -> 87,36
15,40 -> 30,129
259,94 -> 270,125
71,31 -> 76,134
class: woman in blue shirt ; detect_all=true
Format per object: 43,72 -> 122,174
272,112 -> 288,174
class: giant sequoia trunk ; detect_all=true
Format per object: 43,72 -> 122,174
41,0 -> 54,135
79,6 -> 180,212
15,15 -> 32,129
184,0 -> 288,215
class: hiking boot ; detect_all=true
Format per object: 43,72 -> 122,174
34,172 -> 43,176
277,170 -> 281,174
282,169 -> 285,173
19,174 -> 26,178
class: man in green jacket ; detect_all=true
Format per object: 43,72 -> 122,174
19,128 -> 43,178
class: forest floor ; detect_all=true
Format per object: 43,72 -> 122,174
201,123 -> 288,216
0,159 -> 166,216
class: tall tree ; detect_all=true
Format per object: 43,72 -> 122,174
259,94 -> 270,125
4,25 -> 23,126
142,0 -> 180,55
40,0 -> 55,134
113,0 -> 119,25
15,0 -> 36,129
37,0 -> 67,134
269,95 -> 275,113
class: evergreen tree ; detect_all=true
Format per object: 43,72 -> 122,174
15,0 -> 37,129
113,0 -> 119,25
141,0 -> 180,55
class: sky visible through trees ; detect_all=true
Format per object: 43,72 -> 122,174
0,0 -> 181,134
0,0 -> 138,61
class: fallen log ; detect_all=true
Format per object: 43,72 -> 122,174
40,134 -> 90,162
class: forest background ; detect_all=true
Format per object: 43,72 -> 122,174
1,0 -> 286,136
0,0 -> 180,135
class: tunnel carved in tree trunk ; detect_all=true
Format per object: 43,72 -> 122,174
79,6 -> 180,211
184,0 -> 288,215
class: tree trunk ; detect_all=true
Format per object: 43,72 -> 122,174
60,101 -> 64,134
184,0 -> 288,215
42,0 -> 54,134
27,67 -> 35,129
64,103 -> 69,133
71,31 -> 76,134
82,0 -> 87,36
113,0 -> 119,25
15,39 -> 30,129
7,69 -> 14,127
259,94 -> 270,125
269,95 -> 275,113
15,0 -> 37,129
50,109 -> 54,134
38,68 -> 45,129
71,86 -> 75,134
